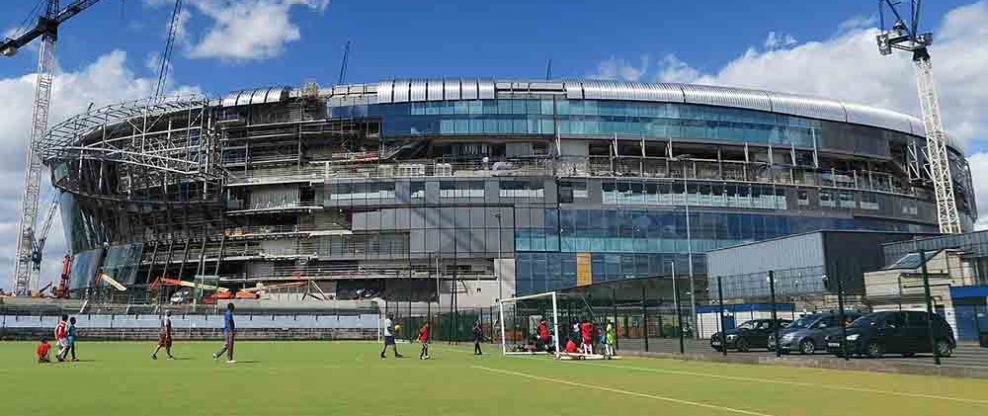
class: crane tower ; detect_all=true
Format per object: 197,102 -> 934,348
2,0 -> 102,295
876,0 -> 961,234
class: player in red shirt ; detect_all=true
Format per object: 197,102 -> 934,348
579,319 -> 594,355
152,311 -> 175,360
564,338 -> 578,354
53,315 -> 69,362
417,322 -> 431,360
537,319 -> 550,351
36,339 -> 51,363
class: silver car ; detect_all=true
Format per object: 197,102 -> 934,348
768,312 -> 859,355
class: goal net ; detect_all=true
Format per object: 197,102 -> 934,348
498,292 -> 561,357
498,291 -> 617,360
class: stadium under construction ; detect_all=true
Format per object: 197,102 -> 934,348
35,79 -> 977,306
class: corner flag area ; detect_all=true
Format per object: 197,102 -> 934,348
2,341 -> 985,415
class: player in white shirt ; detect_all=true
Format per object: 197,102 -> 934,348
380,313 -> 403,359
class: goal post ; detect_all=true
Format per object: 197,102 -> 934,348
497,291 -> 561,357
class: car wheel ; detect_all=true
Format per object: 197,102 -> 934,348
799,339 -> 815,355
935,340 -> 953,358
736,338 -> 749,353
865,341 -> 883,359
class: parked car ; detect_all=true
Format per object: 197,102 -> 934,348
710,318 -> 791,352
825,311 -> 955,358
767,312 -> 860,355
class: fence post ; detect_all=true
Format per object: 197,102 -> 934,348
918,251 -> 942,366
835,265 -> 849,361
718,276 -> 727,357
769,270 -> 780,358
641,286 -> 648,352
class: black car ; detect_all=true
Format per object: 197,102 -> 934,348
767,312 -> 860,355
825,311 -> 956,358
710,318 -> 791,352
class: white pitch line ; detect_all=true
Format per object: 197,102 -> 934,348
581,361 -> 988,406
472,365 -> 775,416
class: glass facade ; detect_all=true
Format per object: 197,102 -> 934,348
331,99 -> 911,157
333,99 -> 820,147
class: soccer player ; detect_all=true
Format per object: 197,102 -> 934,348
67,317 -> 79,362
604,320 -> 616,359
152,311 -> 175,360
579,319 -> 594,355
36,338 -> 51,363
213,303 -> 236,363
54,315 -> 68,362
472,320 -> 484,355
380,313 -> 402,359
537,319 -> 550,351
418,322 -> 430,360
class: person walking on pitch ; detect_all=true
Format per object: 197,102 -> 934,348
54,315 -> 69,362
67,317 -> 79,362
213,303 -> 237,363
153,311 -> 175,360
473,320 -> 484,355
380,314 -> 402,358
418,322 -> 431,360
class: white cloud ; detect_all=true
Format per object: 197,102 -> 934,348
0,51 -> 198,292
763,31 -> 797,50
591,56 -> 649,81
657,54 -> 701,84
158,0 -> 330,62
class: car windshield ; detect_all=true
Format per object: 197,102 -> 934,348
787,317 -> 816,329
735,321 -> 757,330
849,315 -> 878,327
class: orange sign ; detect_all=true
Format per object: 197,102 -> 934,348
576,253 -> 592,287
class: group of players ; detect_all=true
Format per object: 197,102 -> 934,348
379,313 -> 488,360
34,305 -> 605,363
35,303 -> 239,364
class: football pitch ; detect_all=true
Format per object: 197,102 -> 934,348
2,341 -> 986,416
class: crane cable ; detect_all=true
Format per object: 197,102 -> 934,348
152,0 -> 182,101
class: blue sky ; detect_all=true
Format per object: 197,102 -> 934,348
0,0 -> 974,92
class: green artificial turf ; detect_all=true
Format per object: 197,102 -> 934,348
1,340 -> 986,415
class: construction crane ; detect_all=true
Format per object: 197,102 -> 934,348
2,0 -> 103,296
31,196 -> 60,271
876,0 -> 961,234
152,0 -> 183,101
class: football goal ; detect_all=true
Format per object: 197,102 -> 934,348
497,291 -> 561,357
498,290 -> 616,360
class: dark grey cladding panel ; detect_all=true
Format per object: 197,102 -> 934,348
843,101 -> 914,136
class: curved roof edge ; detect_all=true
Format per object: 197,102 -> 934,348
324,78 -> 952,148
